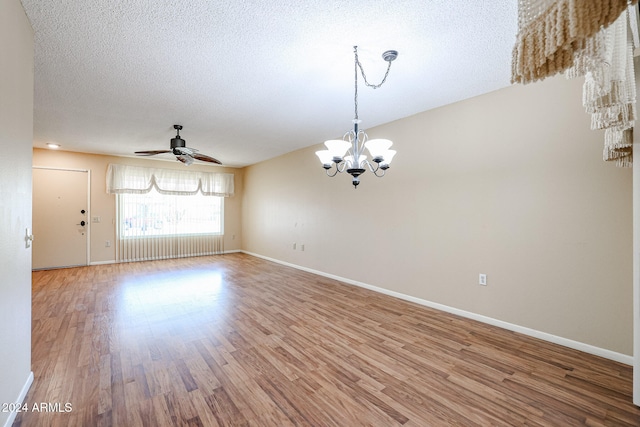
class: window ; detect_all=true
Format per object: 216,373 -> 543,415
107,163 -> 233,261
118,187 -> 223,238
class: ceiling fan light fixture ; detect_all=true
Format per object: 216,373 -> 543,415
176,154 -> 194,165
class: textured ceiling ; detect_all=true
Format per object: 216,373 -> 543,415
21,0 -> 517,167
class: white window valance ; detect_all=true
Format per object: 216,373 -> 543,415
106,163 -> 234,196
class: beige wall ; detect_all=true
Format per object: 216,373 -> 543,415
0,0 -> 34,425
242,75 -> 633,356
32,150 -> 244,263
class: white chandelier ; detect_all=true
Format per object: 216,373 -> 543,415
316,46 -> 398,188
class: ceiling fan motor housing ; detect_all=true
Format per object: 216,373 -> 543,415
171,136 -> 186,152
171,124 -> 186,153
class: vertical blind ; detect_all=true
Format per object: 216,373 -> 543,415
106,164 -> 234,262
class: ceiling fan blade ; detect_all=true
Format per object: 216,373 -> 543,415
192,153 -> 222,164
135,150 -> 171,156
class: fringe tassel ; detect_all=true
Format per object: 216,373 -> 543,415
603,128 -> 633,167
584,79 -> 627,113
566,29 -> 611,80
590,102 -> 636,130
512,0 -> 637,84
514,1 -> 637,167
564,5 -> 636,167
615,154 -> 633,167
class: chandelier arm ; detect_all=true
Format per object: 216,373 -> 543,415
373,168 -> 386,178
357,130 -> 367,153
364,160 -> 379,174
364,159 -> 374,172
363,159 -> 388,177
325,167 -> 339,177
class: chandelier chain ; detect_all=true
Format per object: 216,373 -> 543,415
356,53 -> 393,89
353,46 -> 393,120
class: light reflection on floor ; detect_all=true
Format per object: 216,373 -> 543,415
117,268 -> 228,340
122,269 -> 223,308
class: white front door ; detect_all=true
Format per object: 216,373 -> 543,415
32,167 -> 89,269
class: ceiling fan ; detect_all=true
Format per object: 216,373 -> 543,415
135,125 -> 221,165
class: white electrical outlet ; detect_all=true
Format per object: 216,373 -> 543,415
105,241 -> 111,247
479,274 -> 487,286
300,244 -> 305,251
293,243 -> 296,250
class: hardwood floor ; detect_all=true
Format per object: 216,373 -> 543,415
14,253 -> 640,426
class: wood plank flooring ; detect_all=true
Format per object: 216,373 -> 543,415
14,253 -> 640,426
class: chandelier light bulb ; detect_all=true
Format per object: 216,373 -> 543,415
380,150 -> 397,168
315,150 -> 334,168
324,139 -> 351,161
365,138 -> 393,162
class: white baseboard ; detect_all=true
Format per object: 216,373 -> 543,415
242,251 -> 633,366
3,371 -> 33,427
89,260 -> 116,266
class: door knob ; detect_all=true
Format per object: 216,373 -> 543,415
77,220 -> 86,226
25,228 -> 34,248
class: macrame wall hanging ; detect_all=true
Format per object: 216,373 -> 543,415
512,0 -> 639,167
